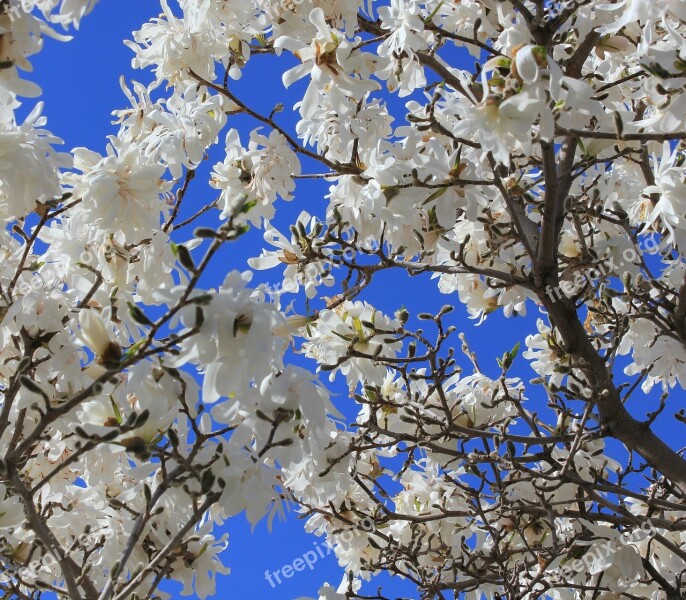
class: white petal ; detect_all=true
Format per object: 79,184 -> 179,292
515,46 -> 539,84
282,63 -> 311,88
247,254 -> 282,270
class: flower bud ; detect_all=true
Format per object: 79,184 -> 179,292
79,310 -> 121,368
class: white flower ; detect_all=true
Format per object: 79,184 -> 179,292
0,102 -> 69,221
644,142 -> 686,249
119,82 -> 229,179
159,271 -> 286,403
303,301 -> 402,389
174,528 -> 230,599
63,139 -> 171,244
248,211 -> 334,298
210,128 -> 300,224
377,0 -> 428,56
617,316 -> 686,391
0,484 -> 23,530
452,91 -> 548,165
575,520 -> 644,581
524,319 -> 573,387
126,0 -> 226,85
78,309 -> 116,358
276,7 -> 379,118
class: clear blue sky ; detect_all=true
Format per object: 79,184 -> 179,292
24,2 -> 677,599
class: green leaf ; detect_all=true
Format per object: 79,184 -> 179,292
239,199 -> 258,214
422,186 -> 448,205
423,0 -> 445,23
127,302 -> 153,326
109,396 -> 123,425
176,244 -> 196,272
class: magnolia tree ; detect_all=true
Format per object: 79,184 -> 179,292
2,0 -> 686,598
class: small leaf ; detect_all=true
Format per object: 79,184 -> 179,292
239,199 -> 258,214
422,186 -> 448,205
127,302 -> 152,326
176,244 -> 196,272
194,227 -> 219,238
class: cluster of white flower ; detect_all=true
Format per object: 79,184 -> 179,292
2,0 -> 686,599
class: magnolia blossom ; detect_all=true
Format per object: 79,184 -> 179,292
210,128 -> 300,224
377,0 -> 428,56
451,90 -> 548,165
0,102 -> 68,220
158,270 -> 286,402
276,7 -> 379,118
116,82 -> 229,179
126,0 -> 226,85
644,142 -> 686,249
0,484 -> 23,530
78,308 -> 118,359
63,139 -> 171,244
249,211 -> 334,298
303,301 -> 402,388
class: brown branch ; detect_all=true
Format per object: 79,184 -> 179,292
189,70 -> 361,175
673,273 -> 686,344
540,292 -> 686,495
7,466 -> 98,600
556,127 -> 686,141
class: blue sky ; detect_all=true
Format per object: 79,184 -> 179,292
22,1 -> 681,599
